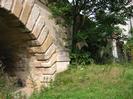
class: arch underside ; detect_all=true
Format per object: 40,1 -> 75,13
0,0 -> 69,92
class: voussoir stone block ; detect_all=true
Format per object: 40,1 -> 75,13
11,0 -> 23,17
39,34 -> 53,52
31,16 -> 45,39
44,44 -> 56,59
20,0 -> 35,24
43,64 -> 56,75
26,4 -> 40,31
1,0 -> 13,10
29,33 -> 53,53
40,53 -> 57,67
36,43 -> 56,61
30,26 -> 49,46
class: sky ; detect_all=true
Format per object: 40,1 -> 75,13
68,0 -> 72,3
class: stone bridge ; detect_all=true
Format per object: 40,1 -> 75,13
0,0 -> 70,92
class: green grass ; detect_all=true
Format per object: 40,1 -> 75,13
30,64 -> 133,99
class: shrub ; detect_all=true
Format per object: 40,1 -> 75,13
70,52 -> 94,65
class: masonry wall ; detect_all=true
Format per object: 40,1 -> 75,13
0,0 -> 70,93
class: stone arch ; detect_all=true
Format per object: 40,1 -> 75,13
0,0 -> 70,91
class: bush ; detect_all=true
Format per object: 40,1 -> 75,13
123,37 -> 133,62
70,52 -> 94,65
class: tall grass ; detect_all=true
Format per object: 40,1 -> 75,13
0,66 -> 27,99
30,64 -> 133,99
0,64 -> 133,99
0,66 -> 14,98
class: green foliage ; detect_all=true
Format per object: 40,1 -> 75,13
0,67 -> 13,96
70,52 -> 94,65
0,66 -> 26,99
125,38 -> 133,49
48,1 -> 70,16
0,65 -> 21,98
47,0 -> 133,64
71,0 -> 132,64
123,37 -> 133,62
48,0 -> 72,25
73,18 -> 115,64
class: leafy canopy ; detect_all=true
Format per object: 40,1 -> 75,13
45,0 -> 133,64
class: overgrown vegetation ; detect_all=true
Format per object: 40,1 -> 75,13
1,64 -> 133,99
46,0 -> 133,64
0,64 -> 14,98
30,64 -> 133,99
0,65 -> 26,99
46,0 -> 72,25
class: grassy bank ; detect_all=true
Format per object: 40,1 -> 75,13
30,64 -> 133,99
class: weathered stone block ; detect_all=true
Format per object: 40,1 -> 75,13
42,74 -> 55,83
44,43 -> 56,59
31,16 -> 45,39
36,44 -> 56,61
40,53 -> 57,67
56,62 -> 69,73
26,4 -> 40,31
43,64 -> 56,75
30,26 -> 49,46
20,0 -> 35,24
1,0 -> 13,10
56,51 -> 70,62
11,0 -> 23,17
35,26 -> 49,45
40,33 -> 53,53
36,64 -> 56,75
29,34 -> 53,53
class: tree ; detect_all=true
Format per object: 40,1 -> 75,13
45,0 -> 133,64
70,0 -> 133,63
